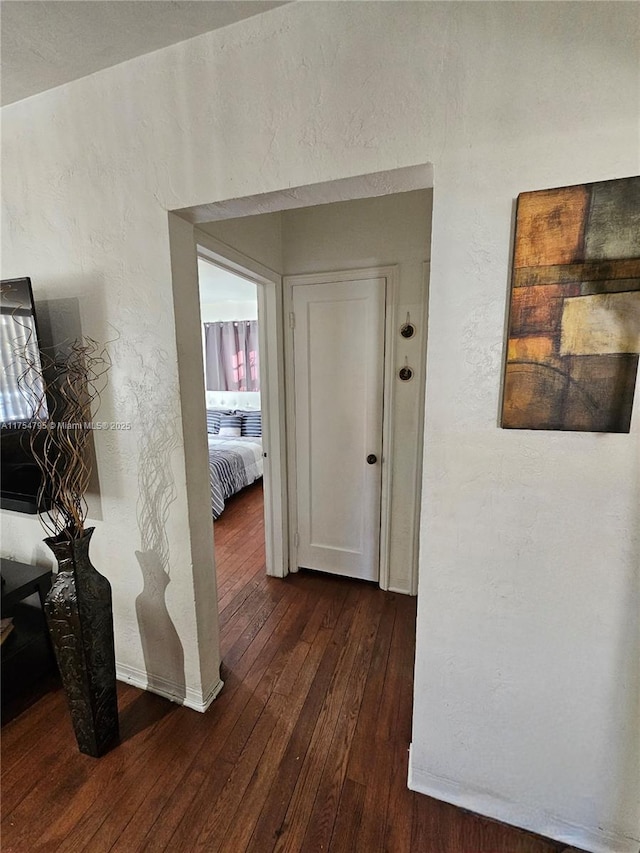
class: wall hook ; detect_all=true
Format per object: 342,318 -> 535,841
400,312 -> 416,339
398,356 -> 413,381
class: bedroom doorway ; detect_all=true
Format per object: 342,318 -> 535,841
195,240 -> 287,588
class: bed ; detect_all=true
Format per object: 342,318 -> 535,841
206,407 -> 263,519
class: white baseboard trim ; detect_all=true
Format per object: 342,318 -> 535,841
388,585 -> 413,596
116,663 -> 224,713
408,745 -> 638,853
195,675 -> 225,713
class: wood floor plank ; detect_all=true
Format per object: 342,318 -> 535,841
377,593 -> 414,744
300,591 -> 384,852
1,483 -> 565,853
219,575 -> 288,655
135,582 -> 327,850
355,738 -> 394,853
272,638 -> 310,696
108,726 -> 224,852
298,573 -> 350,642
386,593 -> 418,745
137,758 -> 236,853
326,776 -> 366,853
244,589 -> 360,853
172,699 -> 283,853
53,699 -> 196,852
221,591 -> 291,673
37,693 -> 168,853
218,564 -> 267,626
184,693 -> 289,850
217,626 -> 335,853
125,675 -> 269,849
0,684 -> 67,763
1,683 -> 139,821
134,667 -> 285,849
383,739 -> 414,852
345,594 -> 397,785
272,588 -> 382,853
216,542 -> 264,602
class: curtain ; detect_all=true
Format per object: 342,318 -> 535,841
0,312 -> 47,423
204,320 -> 260,392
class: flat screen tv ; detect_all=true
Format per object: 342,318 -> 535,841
1,277 -> 51,513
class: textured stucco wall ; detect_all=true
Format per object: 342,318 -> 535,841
1,3 -> 638,850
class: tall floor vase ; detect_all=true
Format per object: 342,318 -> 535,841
44,527 -> 119,757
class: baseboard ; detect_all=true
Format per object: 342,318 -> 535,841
408,745 -> 638,853
388,585 -> 413,596
193,675 -> 225,712
116,662 -> 224,713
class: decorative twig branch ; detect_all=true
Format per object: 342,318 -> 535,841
12,326 -> 111,539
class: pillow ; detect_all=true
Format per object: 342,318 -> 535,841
205,408 -> 230,434
218,414 -> 242,437
240,410 -> 262,437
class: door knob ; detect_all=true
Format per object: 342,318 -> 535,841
366,454 -> 377,465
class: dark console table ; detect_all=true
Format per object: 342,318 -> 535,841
1,558 -> 52,611
1,558 -> 57,720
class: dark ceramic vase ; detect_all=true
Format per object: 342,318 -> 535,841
44,527 -> 119,757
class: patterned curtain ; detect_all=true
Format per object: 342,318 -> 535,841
204,320 -> 260,392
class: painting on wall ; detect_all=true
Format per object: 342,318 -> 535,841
501,175 -> 640,432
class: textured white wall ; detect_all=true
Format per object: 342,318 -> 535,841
1,3 -> 638,850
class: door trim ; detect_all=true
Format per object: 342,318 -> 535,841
195,228 -> 288,579
409,261 -> 430,596
283,265 -> 398,589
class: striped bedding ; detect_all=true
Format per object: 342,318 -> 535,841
208,435 -> 263,519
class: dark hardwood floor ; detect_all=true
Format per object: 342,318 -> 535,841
1,481 -> 565,852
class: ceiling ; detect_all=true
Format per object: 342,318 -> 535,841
1,0 -> 290,106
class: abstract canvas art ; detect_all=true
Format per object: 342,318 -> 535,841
502,176 -> 640,432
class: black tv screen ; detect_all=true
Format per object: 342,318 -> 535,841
1,277 -> 50,513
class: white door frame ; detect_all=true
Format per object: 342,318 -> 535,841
284,265 -> 398,590
195,228 -> 288,578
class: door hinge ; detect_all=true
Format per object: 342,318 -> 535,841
294,531 -> 300,548
289,311 -> 296,329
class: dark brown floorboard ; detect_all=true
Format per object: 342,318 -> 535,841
1,481 -> 565,853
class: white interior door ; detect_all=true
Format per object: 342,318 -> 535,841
290,275 -> 386,581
